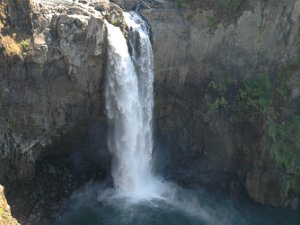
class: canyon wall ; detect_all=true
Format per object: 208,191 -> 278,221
0,0 -> 299,211
0,0 -> 108,184
140,0 -> 300,209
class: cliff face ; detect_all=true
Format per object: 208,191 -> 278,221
140,0 -> 300,209
0,0 -> 108,184
0,185 -> 20,225
0,0 -> 299,213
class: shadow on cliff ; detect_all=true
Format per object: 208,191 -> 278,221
3,121 -> 113,225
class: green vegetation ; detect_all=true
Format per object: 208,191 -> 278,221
283,176 -> 300,197
237,75 -> 272,114
205,73 -> 300,196
0,207 -> 4,217
110,14 -> 122,27
19,38 -> 30,49
0,35 -> 31,56
0,1 -> 31,56
7,113 -> 14,130
205,79 -> 229,110
268,115 -> 300,173
175,0 -> 190,8
208,96 -> 228,110
19,38 -> 31,56
207,15 -> 218,28
205,74 -> 276,114
0,35 -> 22,56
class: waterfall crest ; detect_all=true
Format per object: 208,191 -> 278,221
105,12 -> 164,200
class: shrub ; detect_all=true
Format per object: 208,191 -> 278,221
268,115 -> 300,173
19,38 -> 31,50
207,15 -> 218,28
1,36 -> 22,56
237,75 -> 272,113
0,207 -> 4,217
176,0 -> 190,8
204,73 -> 300,182
1,35 -> 31,56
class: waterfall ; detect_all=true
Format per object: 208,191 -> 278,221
105,12 -> 164,200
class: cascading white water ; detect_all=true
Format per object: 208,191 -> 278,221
105,12 -> 164,200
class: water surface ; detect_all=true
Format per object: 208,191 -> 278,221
57,185 -> 300,225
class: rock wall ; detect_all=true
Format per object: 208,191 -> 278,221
140,0 -> 300,209
0,185 -> 20,225
0,0 -> 299,212
0,0 -> 108,184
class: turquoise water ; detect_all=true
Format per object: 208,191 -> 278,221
56,185 -> 300,225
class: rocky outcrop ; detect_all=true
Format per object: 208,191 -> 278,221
0,185 -> 20,225
0,0 -> 109,184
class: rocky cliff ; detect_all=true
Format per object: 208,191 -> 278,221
0,1 -> 113,223
0,0 -> 109,184
0,185 -> 20,225
0,1 -> 299,221
140,0 -> 300,209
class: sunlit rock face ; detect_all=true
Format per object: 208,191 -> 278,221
0,0 -> 108,184
0,185 -> 20,225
